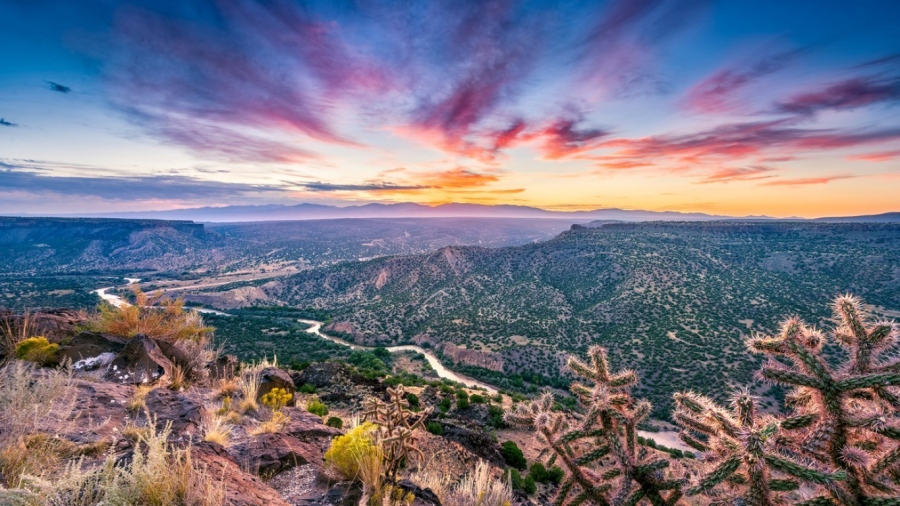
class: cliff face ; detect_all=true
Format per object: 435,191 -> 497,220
0,217 -> 220,273
437,342 -> 504,372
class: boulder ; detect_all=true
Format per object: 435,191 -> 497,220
49,379 -> 134,445
57,332 -> 127,367
397,479 -> 442,506
281,408 -> 343,441
192,442 -> 291,506
257,367 -> 296,406
230,433 -> 323,476
105,335 -> 172,384
441,423 -> 504,466
143,388 -> 203,438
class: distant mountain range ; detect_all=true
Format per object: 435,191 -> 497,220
68,202 -> 769,222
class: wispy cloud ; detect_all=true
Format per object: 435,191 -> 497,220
774,75 -> 900,116
300,182 -> 430,192
697,166 -> 777,184
847,149 -> 900,162
0,118 -> 17,127
761,175 -> 855,186
46,81 -> 71,93
681,47 -> 803,114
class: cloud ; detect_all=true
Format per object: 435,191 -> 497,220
0,118 -> 17,127
537,118 -> 610,159
46,81 -> 71,93
760,175 -> 855,186
847,150 -> 900,162
697,166 -> 777,184
598,119 -> 900,166
0,162 -> 288,201
681,47 -> 803,114
300,182 -> 430,192
417,168 -> 501,189
774,75 -> 900,116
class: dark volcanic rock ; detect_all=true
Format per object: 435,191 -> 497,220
57,332 -> 127,365
282,408 -> 343,440
105,335 -> 172,384
296,362 -> 384,408
55,379 -> 134,444
230,433 -> 323,476
442,423 -> 504,466
143,388 -> 203,438
192,442 -> 290,506
257,366 -> 296,406
398,479 -> 442,506
298,481 -> 363,506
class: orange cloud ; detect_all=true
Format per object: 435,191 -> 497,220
760,175 -> 854,186
847,150 -> 900,162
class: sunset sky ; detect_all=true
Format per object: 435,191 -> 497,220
1,0 -> 899,217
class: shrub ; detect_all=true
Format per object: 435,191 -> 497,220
456,396 -> 469,410
546,465 -> 564,485
324,422 -> 379,480
298,383 -> 316,394
487,404 -> 506,428
90,286 -> 213,343
528,462 -> 547,483
439,397 -> 452,413
506,468 -> 523,490
523,475 -> 536,495
307,398 -> 328,417
202,413 -> 233,446
426,422 -> 443,435
325,416 -> 343,429
470,394 -> 485,404
500,441 -> 526,470
260,387 -> 292,411
405,392 -> 419,409
441,460 -> 513,506
14,337 -> 58,365
250,410 -> 290,435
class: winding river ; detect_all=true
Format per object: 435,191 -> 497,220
93,278 -> 689,451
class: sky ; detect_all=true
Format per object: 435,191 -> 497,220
1,0 -> 899,218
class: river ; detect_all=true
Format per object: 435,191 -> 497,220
93,278 -> 688,451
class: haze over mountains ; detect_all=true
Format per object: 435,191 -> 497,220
64,202 -> 769,223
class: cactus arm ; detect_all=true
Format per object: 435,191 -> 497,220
687,456 -> 741,495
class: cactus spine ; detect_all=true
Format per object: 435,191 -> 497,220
673,388 -> 844,505
746,295 -> 900,505
506,345 -> 683,506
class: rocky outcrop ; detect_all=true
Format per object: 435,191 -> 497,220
294,362 -> 384,409
282,408 -> 344,441
192,442 -> 291,506
56,332 -> 127,365
437,343 -> 504,372
105,335 -> 172,384
257,366 -> 296,406
208,354 -> 237,381
143,388 -> 204,438
230,433 -> 323,476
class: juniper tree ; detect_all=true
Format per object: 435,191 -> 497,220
673,388 -> 845,506
362,385 -> 432,481
746,295 -> 900,505
506,345 -> 683,506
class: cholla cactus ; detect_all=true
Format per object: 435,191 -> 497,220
673,388 -> 844,505
746,295 -> 900,505
362,385 -> 432,481
506,345 -> 683,506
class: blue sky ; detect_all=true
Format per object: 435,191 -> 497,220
1,0 -> 899,217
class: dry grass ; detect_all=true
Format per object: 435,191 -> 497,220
411,460 -> 512,506
248,411 -> 289,435
167,363 -> 188,391
202,413 -> 234,447
5,422 -> 226,506
89,286 -> 213,343
0,361 -> 77,487
127,385 -> 154,412
215,377 -> 239,398
1,311 -> 44,362
237,366 -> 262,414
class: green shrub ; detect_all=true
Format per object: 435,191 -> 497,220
470,394 -> 485,404
523,475 -> 536,495
324,422 -> 378,479
439,397 -> 452,413
501,441 -> 526,469
299,383 -> 317,394
546,466 -> 564,485
456,396 -> 470,410
406,393 -> 419,409
506,468 -> 523,491
325,416 -> 343,429
529,462 -> 548,483
14,337 -> 58,365
306,399 -> 329,417
426,422 -> 443,435
487,404 -> 506,428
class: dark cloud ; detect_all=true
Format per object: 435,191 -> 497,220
0,118 -> 17,127
0,162 -> 288,201
300,182 -> 430,192
774,75 -> 900,116
46,81 -> 71,93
